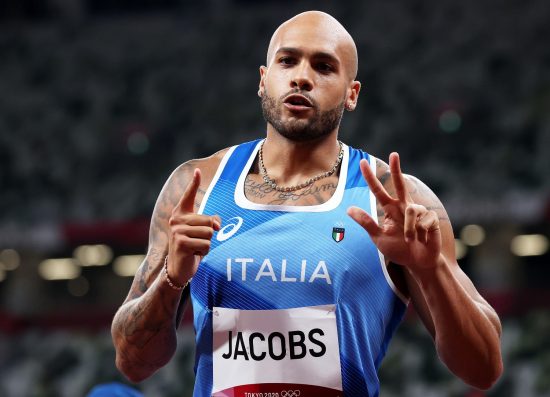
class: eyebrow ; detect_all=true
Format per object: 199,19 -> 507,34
275,47 -> 340,66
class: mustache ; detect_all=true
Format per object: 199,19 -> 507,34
279,89 -> 318,108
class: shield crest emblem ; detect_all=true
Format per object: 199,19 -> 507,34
332,227 -> 345,242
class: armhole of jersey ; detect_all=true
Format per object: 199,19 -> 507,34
369,155 -> 409,305
197,146 -> 237,215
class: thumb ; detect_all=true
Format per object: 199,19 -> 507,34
176,168 -> 201,213
347,206 -> 382,238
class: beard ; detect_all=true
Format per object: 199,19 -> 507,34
261,89 -> 345,142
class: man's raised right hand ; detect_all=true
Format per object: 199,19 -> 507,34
166,168 -> 221,287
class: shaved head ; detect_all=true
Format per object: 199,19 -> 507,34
259,10 -> 362,141
266,11 -> 358,80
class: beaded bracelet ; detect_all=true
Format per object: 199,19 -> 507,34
163,256 -> 189,291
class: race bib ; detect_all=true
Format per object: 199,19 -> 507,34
212,304 -> 343,397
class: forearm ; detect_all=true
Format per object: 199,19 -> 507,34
111,275 -> 183,382
410,256 -> 503,389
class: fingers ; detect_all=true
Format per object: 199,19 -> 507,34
359,159 -> 394,206
416,210 -> 439,244
169,213 -> 221,255
169,213 -> 220,228
404,204 -> 426,242
347,206 -> 383,238
404,204 -> 439,243
168,213 -> 223,275
212,215 -> 222,231
172,234 -> 213,257
166,169 -> 224,282
171,224 -> 216,240
389,152 -> 410,203
175,168 -> 201,214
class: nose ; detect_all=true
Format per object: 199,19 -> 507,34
290,62 -> 313,91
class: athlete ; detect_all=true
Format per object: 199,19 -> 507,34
111,11 -> 503,396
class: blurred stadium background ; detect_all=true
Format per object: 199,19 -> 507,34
0,0 -> 549,396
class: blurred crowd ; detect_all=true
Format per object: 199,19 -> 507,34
0,0 -> 548,227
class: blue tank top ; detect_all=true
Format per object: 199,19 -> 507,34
190,139 -> 408,397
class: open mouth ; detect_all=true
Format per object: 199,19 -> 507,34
283,94 -> 313,108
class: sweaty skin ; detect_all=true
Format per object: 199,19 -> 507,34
111,10 -> 503,390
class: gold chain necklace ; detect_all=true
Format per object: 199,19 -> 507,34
258,140 -> 344,192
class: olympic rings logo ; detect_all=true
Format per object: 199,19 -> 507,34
281,391 -> 301,397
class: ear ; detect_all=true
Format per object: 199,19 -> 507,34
258,65 -> 267,97
345,80 -> 361,111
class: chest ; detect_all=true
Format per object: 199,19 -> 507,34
243,174 -> 339,207
193,188 -> 384,310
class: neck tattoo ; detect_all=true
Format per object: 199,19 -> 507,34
258,140 -> 344,192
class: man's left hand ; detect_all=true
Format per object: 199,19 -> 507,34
347,153 -> 442,270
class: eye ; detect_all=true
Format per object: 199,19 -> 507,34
316,62 -> 334,73
278,56 -> 296,66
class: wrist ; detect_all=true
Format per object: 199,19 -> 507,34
163,256 -> 190,291
408,254 -> 448,285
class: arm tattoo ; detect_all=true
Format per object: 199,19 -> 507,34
136,260 -> 150,298
426,205 -> 450,222
113,158 -> 214,375
113,281 -> 181,370
374,158 -> 450,223
379,171 -> 392,187
126,248 -> 165,302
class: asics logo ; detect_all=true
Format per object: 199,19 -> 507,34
216,217 -> 244,241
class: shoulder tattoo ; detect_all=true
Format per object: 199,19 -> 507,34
374,158 -> 449,223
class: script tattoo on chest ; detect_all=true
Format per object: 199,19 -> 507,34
244,176 -> 338,206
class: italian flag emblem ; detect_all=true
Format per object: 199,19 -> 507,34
332,227 -> 345,242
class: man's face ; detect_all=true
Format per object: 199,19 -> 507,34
259,18 -> 358,142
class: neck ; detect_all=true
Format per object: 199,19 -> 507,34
260,128 -> 342,188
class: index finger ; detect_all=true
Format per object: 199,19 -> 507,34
176,168 -> 201,213
389,152 -> 411,203
359,158 -> 394,206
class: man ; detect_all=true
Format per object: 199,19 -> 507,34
111,11 -> 503,396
